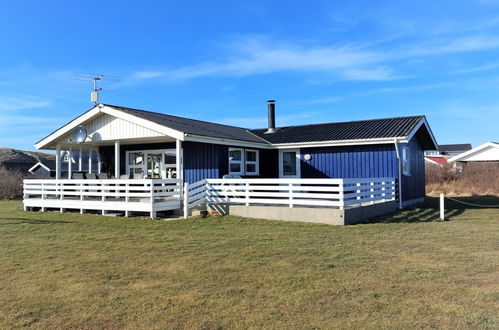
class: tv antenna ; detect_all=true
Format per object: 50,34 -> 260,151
71,73 -> 121,104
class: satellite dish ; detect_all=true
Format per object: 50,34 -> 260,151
72,126 -> 87,144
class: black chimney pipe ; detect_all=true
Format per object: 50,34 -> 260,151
267,100 -> 276,133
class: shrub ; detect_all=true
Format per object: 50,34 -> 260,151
426,162 -> 499,196
0,167 -> 26,200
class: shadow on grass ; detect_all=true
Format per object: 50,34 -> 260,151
0,218 -> 71,225
366,196 -> 499,224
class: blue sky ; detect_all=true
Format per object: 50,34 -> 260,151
1,0 -> 499,150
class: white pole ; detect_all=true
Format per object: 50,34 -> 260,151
97,150 -> 101,174
88,150 -> 92,173
55,145 -> 61,179
183,182 -> 189,218
114,141 -> 120,178
68,147 -> 72,179
176,139 -> 183,180
79,147 -> 83,171
440,193 -> 445,221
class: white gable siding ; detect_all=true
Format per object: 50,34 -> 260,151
56,113 -> 166,144
87,113 -> 164,141
457,145 -> 499,161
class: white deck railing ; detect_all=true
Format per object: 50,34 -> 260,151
23,178 -> 182,218
184,177 -> 396,216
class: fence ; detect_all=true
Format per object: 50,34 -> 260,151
23,178 -> 183,218
183,177 -> 396,217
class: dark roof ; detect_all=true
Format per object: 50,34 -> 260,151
106,104 -> 266,144
438,144 -> 472,152
250,116 -> 425,144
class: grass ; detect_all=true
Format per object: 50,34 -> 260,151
0,198 -> 498,329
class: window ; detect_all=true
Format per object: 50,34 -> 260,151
128,152 -> 145,177
126,149 -> 177,179
282,151 -> 297,176
402,146 -> 411,176
245,149 -> 259,175
228,148 -> 259,176
229,148 -> 244,175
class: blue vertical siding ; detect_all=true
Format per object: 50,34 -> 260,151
300,141 -> 426,202
182,142 -> 277,184
401,137 -> 425,201
183,141 -> 228,184
300,144 -> 398,179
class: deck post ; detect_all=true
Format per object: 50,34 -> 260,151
55,145 -> 61,179
114,141 -> 120,178
245,182 -> 250,206
68,147 -> 72,179
183,182 -> 189,218
440,193 -> 445,221
176,139 -> 183,180
370,181 -> 375,204
79,148 -> 83,171
88,149 -> 92,173
288,183 -> 293,208
339,180 -> 344,210
97,150 -> 101,174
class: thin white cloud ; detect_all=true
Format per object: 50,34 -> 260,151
308,96 -> 343,105
149,34 -> 499,82
130,71 -> 164,80
451,62 -> 499,74
0,96 -> 51,111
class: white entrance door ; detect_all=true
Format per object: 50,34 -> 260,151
279,149 -> 301,178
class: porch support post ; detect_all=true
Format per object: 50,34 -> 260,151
88,149 -> 92,173
114,141 -> 120,178
79,147 -> 83,171
97,149 -> 101,174
176,139 -> 183,180
55,145 -> 61,179
68,147 -> 72,179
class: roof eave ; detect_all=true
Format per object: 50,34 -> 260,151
272,137 -> 408,149
184,134 -> 273,149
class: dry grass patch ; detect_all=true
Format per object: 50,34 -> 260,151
426,162 -> 499,196
0,199 -> 498,329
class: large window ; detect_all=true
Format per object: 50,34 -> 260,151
229,148 -> 259,176
126,149 -> 177,178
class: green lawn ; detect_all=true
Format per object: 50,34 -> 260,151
0,199 -> 498,329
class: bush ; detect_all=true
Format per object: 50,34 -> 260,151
0,167 -> 26,200
426,162 -> 499,196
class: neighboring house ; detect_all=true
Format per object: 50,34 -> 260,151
424,144 -> 472,157
424,143 -> 472,167
0,147 -> 55,174
425,156 -> 448,167
448,142 -> 499,163
31,102 -> 438,208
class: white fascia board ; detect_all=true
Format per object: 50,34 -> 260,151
100,106 -> 185,141
406,117 -> 438,149
35,106 -> 102,150
273,137 -> 407,149
448,142 -> 498,162
28,162 -> 50,173
184,134 -> 272,149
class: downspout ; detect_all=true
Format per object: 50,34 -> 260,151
394,138 -> 403,209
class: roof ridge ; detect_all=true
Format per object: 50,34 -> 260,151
249,114 -> 425,132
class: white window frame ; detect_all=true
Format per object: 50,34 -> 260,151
228,148 -> 244,175
244,149 -> 260,176
279,149 -> 301,178
402,145 -> 411,176
228,148 -> 260,176
126,149 -> 177,179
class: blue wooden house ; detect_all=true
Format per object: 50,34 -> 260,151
27,101 -> 437,219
